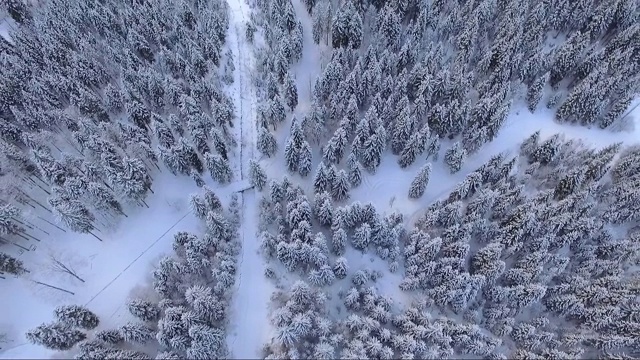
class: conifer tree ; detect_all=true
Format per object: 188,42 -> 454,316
249,160 -> 268,190
26,322 -> 86,350
332,228 -> 348,255
444,142 -> 466,174
314,162 -> 330,193
54,305 -> 100,330
526,72 -> 549,113
120,322 -> 154,344
298,141 -> 313,177
257,126 -> 278,157
283,72 -> 298,111
331,170 -> 351,202
347,153 -> 362,188
126,299 -> 160,322
205,153 -> 232,184
408,163 -> 431,199
0,253 -> 27,276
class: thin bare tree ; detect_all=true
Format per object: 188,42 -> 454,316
47,253 -> 85,283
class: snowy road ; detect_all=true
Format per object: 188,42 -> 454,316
225,0 -> 275,357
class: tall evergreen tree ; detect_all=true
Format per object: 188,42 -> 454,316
408,163 -> 431,199
444,142 -> 466,174
249,160 -> 268,190
283,72 -> 299,111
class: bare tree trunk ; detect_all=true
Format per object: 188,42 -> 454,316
37,216 -> 66,232
49,254 -> 85,282
16,197 -> 36,209
21,219 -> 50,235
0,236 -> 31,251
18,189 -> 51,213
23,177 -> 51,195
20,231 -> 42,242
89,232 -> 104,242
32,281 -> 75,295
11,242 -> 30,251
14,233 -> 32,242
621,102 -> 640,120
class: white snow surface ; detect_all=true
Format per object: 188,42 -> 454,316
224,0 -> 276,358
2,0 -> 640,357
0,174 -> 210,359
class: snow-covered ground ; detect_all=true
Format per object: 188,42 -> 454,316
0,174 -> 207,358
224,0 -> 276,357
0,15 -> 14,43
2,0 -> 639,357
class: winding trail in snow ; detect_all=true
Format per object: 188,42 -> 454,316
225,0 -> 274,358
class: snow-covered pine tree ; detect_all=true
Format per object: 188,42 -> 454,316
120,322 -> 154,344
333,257 -> 349,279
104,83 -> 125,113
309,264 -> 336,286
347,153 -> 362,188
127,299 -> 160,322
331,169 -> 351,202
317,197 -> 334,227
152,118 -> 176,149
49,198 -> 98,236
408,163 -> 432,199
526,72 -> 549,113
204,153 -> 232,184
190,169 -> 206,187
54,305 -> 99,330
333,2 -> 364,49
352,223 -> 371,250
202,186 -> 223,212
444,142 -> 466,174
313,162 -> 331,193
206,211 -> 232,242
95,329 -> 124,345
26,322 -> 86,350
249,160 -> 268,190
268,96 -> 287,130
323,127 -> 348,165
283,72 -> 298,111
258,126 -> 278,157
186,324 -> 225,359
0,252 -> 27,276
398,129 -> 428,168
298,141 -> 313,177
332,228 -> 348,255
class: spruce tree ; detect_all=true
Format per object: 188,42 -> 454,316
526,72 -> 549,113
331,170 -> 351,201
298,141 -> 313,177
314,162 -> 330,193
205,153 -> 232,184
408,163 -> 431,199
0,253 -> 27,276
284,72 -> 298,111
54,305 -> 100,330
126,299 -> 160,322
249,160 -> 268,190
257,126 -> 278,157
26,322 -> 86,350
444,142 -> 466,174
347,153 -> 362,188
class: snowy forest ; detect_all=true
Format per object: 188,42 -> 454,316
0,0 -> 639,358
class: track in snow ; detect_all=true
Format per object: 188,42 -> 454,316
225,0 -> 274,358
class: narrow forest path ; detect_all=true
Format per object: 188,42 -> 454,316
225,0 -> 275,358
